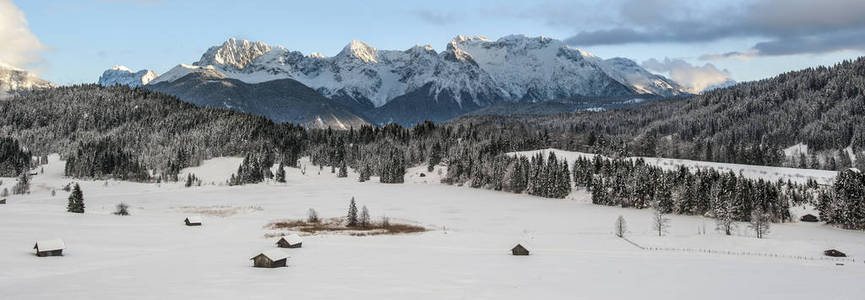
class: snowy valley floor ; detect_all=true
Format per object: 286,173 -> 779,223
1,154 -> 864,300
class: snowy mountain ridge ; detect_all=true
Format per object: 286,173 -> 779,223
0,62 -> 55,98
144,35 -> 688,108
97,65 -> 159,87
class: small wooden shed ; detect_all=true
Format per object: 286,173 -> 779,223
34,239 -> 65,257
251,249 -> 289,268
184,216 -> 203,226
0,198 -> 6,204
800,214 -> 819,222
824,249 -> 846,257
511,243 -> 530,256
276,234 -> 303,248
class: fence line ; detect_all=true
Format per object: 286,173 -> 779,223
643,246 -> 854,263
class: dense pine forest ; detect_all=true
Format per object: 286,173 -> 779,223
1,58 -> 865,229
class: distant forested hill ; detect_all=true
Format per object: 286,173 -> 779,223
452,57 -> 865,169
0,84 -> 306,179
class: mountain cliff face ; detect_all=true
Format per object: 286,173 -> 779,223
98,65 -> 159,87
146,71 -> 367,129
105,35 -> 688,126
0,62 -> 54,98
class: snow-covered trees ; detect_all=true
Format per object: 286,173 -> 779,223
0,137 -> 31,177
346,197 -> 358,227
307,208 -> 320,223
652,208 -> 670,237
749,208 -> 771,239
184,173 -> 200,187
66,183 -> 85,213
12,172 -> 29,195
229,152 -> 275,186
337,160 -> 348,178
359,205 -> 371,227
275,163 -> 286,183
819,168 -> 865,229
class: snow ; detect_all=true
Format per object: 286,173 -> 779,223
34,239 -> 65,251
178,156 -> 244,185
510,148 -> 838,185
0,154 -> 863,299
279,234 -> 303,245
255,249 -> 289,261
148,64 -> 223,85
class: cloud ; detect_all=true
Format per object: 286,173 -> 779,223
0,0 -> 46,69
539,0 -> 865,58
412,10 -> 460,25
641,58 -> 734,93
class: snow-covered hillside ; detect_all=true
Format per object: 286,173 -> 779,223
0,155 -> 862,299
510,148 -> 838,185
97,65 -> 159,87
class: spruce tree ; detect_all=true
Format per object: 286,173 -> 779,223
275,163 -> 286,183
67,183 -> 85,213
337,160 -> 348,178
346,197 -> 358,227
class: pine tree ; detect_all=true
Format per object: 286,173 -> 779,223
275,162 -> 286,183
67,183 -> 85,213
337,160 -> 348,178
12,172 -> 29,195
307,208 -> 320,223
359,205 -> 370,227
114,202 -> 129,216
346,197 -> 358,227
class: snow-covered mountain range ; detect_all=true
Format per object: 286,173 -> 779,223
97,65 -> 158,87
0,62 -> 54,98
103,35 -> 689,125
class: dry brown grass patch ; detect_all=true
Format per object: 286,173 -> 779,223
264,217 -> 426,237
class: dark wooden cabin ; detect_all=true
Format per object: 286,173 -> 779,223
824,249 -> 846,257
511,243 -> 530,256
0,198 -> 6,204
34,239 -> 65,257
800,214 -> 819,222
276,234 -> 303,248
184,216 -> 202,226
251,250 -> 289,268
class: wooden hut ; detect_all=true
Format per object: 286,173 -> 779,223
800,214 -> 819,222
34,239 -> 65,257
0,198 -> 6,204
824,249 -> 846,257
184,216 -> 203,226
276,234 -> 303,248
251,249 -> 289,268
511,243 -> 530,256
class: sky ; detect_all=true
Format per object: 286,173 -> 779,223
4,0 -> 865,91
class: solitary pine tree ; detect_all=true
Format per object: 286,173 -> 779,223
67,183 -> 85,213
275,162 -> 286,183
346,197 -> 358,226
337,160 -> 348,178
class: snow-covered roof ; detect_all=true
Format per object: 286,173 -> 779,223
34,239 -> 65,251
185,216 -> 203,223
252,249 -> 289,261
849,168 -> 861,173
512,242 -> 532,250
278,234 -> 303,245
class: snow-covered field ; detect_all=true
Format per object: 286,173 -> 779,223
511,148 -> 839,185
1,154 -> 863,300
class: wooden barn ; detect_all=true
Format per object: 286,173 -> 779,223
276,234 -> 303,248
511,243 -> 530,256
800,214 -> 819,222
251,249 -> 289,268
184,216 -> 203,226
0,198 -> 6,204
34,239 -> 65,257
